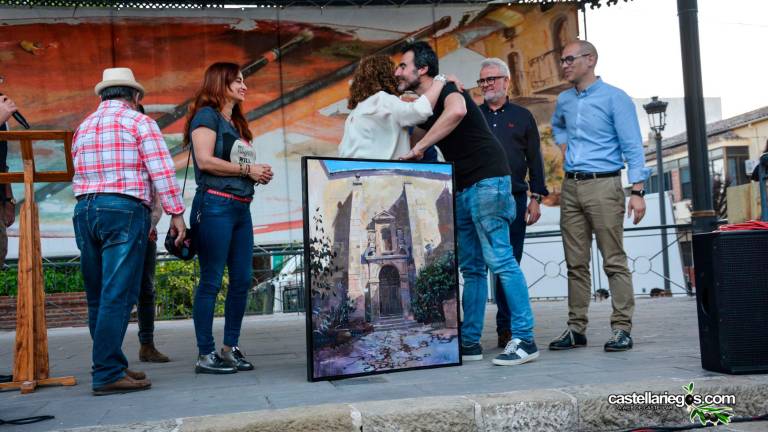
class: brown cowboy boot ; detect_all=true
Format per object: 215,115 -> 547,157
139,343 -> 170,363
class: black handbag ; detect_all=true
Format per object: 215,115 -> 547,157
164,147 -> 196,260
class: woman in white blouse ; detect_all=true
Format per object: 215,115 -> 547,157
338,55 -> 448,160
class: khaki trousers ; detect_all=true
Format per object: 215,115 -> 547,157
560,176 -> 634,334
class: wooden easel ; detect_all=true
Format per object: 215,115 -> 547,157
0,131 -> 76,394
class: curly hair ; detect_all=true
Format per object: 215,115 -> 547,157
347,55 -> 399,110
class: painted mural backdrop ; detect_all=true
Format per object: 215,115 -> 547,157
0,4 -> 577,257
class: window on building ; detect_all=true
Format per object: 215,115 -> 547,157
725,146 -> 750,186
648,171 -> 673,194
679,158 -> 692,200
709,148 -> 724,180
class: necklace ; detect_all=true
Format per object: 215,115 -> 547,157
220,111 -> 234,125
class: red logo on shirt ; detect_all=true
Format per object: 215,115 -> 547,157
507,122 -> 515,128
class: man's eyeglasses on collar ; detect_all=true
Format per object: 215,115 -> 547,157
560,53 -> 591,65
476,76 -> 506,87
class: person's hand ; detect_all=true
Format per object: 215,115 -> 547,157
3,200 -> 15,227
525,199 -> 541,225
399,92 -> 419,102
444,74 -> 464,92
0,95 -> 17,124
169,214 -> 187,248
249,163 -> 273,185
148,227 -> 158,242
400,147 -> 424,161
627,195 -> 646,225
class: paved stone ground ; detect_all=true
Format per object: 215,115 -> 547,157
1,297 -> 766,431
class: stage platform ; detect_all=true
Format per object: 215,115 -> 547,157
1,297 -> 767,431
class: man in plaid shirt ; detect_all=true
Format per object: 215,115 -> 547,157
72,67 -> 186,396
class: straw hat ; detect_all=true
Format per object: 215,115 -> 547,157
94,67 -> 145,97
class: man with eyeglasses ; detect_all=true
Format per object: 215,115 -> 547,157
477,58 -> 548,350
549,40 -> 650,353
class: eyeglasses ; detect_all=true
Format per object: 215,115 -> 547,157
559,53 -> 591,65
476,76 -> 506,87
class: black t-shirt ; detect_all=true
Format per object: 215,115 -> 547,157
189,106 -> 256,198
420,83 -> 510,191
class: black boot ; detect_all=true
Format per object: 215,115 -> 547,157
220,347 -> 254,371
195,351 -> 237,374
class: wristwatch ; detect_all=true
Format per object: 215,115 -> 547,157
433,73 -> 447,83
630,189 -> 646,197
530,193 -> 543,204
6,198 -> 15,206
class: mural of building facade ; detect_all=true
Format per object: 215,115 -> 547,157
0,3 -> 578,255
304,158 -> 459,380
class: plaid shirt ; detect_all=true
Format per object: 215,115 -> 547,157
72,100 -> 185,215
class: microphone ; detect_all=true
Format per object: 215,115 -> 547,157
11,112 -> 30,129
0,93 -> 30,129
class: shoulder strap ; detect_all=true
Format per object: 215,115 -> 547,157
181,146 -> 192,195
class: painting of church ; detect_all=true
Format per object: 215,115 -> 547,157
303,158 -> 460,381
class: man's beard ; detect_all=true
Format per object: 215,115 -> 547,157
397,76 -> 419,93
483,90 -> 504,104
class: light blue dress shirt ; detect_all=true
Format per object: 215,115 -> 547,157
551,78 -> 651,184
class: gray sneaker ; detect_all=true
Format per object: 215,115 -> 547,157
492,338 -> 540,366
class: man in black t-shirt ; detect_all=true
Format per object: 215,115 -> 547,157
399,42 -> 538,367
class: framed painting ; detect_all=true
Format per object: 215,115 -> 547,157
302,157 -> 461,381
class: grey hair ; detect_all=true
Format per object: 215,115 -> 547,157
480,58 -> 510,78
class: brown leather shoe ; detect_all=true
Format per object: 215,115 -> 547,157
124,368 -> 146,380
497,329 -> 512,348
139,343 -> 170,363
93,375 -> 151,396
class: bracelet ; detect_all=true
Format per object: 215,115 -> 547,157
239,162 -> 246,178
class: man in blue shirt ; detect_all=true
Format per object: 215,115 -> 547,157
549,40 -> 650,352
477,58 -> 548,349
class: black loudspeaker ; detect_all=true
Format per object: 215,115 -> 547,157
693,230 -> 768,374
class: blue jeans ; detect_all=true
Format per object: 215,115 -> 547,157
495,191 -> 528,334
73,194 -> 149,389
137,239 -> 157,345
456,176 -> 534,344
191,191 -> 254,356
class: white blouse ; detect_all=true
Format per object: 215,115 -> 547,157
338,91 -> 433,160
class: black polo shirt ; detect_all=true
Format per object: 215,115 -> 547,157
479,100 -> 548,196
419,83 -> 510,191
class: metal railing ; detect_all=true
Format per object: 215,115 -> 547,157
0,224 -> 698,321
494,223 -> 696,303
0,243 -> 306,321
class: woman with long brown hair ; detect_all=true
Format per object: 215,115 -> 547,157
338,54 -> 452,159
184,62 -> 273,374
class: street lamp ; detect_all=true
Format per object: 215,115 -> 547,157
643,96 -> 671,293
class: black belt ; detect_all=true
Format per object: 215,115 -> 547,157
565,171 -> 620,181
76,193 -> 148,207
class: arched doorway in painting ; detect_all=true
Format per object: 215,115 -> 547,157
379,265 -> 402,316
